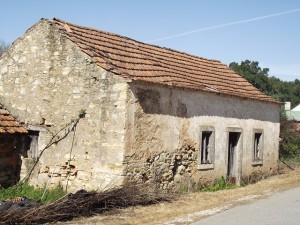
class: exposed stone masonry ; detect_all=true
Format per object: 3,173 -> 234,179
0,19 -> 128,192
124,144 -> 198,190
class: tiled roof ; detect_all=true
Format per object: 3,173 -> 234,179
0,104 -> 27,134
292,104 -> 300,111
51,18 -> 279,104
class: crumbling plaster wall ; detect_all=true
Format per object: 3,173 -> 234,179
124,83 -> 280,189
0,20 -> 127,192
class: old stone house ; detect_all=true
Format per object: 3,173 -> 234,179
0,104 -> 27,187
0,18 -> 280,192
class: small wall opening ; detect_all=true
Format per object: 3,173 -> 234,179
252,131 -> 263,165
20,131 -> 39,159
198,126 -> 215,170
201,132 -> 212,164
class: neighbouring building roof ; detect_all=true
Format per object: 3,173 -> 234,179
0,104 -> 27,134
286,104 -> 300,121
286,111 -> 300,121
51,18 -> 278,104
292,104 -> 300,112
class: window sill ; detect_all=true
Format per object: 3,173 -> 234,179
198,164 -> 214,170
252,161 -> 263,166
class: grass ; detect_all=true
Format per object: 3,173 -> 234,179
177,176 -> 237,193
201,176 -> 236,192
0,182 -> 66,203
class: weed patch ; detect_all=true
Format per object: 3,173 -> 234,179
0,182 -> 66,203
201,177 -> 236,192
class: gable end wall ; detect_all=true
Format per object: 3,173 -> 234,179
0,20 -> 128,192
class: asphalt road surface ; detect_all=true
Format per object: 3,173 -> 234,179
192,186 -> 300,225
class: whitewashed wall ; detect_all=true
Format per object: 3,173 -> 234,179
124,83 -> 280,189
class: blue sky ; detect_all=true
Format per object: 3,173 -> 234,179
1,0 -> 299,81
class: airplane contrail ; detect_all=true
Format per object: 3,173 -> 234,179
146,8 -> 300,43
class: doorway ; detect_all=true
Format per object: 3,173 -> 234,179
227,132 -> 241,183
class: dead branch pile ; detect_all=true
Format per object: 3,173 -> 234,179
0,183 -> 175,225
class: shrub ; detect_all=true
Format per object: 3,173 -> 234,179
279,114 -> 300,159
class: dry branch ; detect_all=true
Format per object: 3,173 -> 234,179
0,183 -> 175,225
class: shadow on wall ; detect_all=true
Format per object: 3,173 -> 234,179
0,133 -> 36,188
0,135 -> 22,188
130,83 -> 279,123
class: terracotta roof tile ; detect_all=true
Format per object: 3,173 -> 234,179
0,104 -> 27,134
52,18 -> 279,104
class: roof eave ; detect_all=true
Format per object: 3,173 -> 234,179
128,79 -> 281,105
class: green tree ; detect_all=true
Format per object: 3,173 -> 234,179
229,60 -> 271,94
229,60 -> 300,107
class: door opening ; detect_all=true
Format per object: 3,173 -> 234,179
227,132 -> 240,183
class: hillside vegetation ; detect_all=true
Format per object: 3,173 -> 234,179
229,60 -> 300,108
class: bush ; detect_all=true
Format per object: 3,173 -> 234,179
279,114 -> 300,159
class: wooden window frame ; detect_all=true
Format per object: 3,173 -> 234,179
198,126 -> 215,170
252,129 -> 264,166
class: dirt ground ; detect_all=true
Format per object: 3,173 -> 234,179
57,164 -> 300,225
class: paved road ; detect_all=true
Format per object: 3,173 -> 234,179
192,186 -> 300,225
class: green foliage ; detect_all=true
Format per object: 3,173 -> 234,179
279,116 -> 300,159
229,60 -> 300,107
201,176 -> 236,192
78,108 -> 86,118
0,182 -> 66,203
175,176 -> 236,193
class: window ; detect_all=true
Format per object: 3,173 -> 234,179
19,131 -> 39,159
201,131 -> 212,164
198,127 -> 215,170
252,131 -> 263,165
20,125 -> 47,159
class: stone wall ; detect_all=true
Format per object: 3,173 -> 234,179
124,83 -> 280,189
124,144 -> 198,190
0,20 -> 128,192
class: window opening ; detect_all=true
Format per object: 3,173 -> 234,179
201,131 -> 212,164
253,132 -> 263,163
